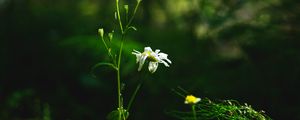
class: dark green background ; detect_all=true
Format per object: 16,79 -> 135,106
1,0 -> 300,119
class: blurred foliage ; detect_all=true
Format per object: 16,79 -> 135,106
1,0 -> 300,119
168,98 -> 271,120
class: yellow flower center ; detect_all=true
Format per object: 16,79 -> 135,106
143,51 -> 158,62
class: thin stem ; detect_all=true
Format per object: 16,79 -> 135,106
127,82 -> 142,111
116,0 -> 124,33
117,34 -> 125,120
171,89 -> 185,98
117,70 -> 121,120
101,36 -> 117,66
177,86 -> 189,94
101,36 -> 109,53
117,35 -> 125,68
115,0 -> 124,119
114,0 -> 142,119
170,86 -> 188,99
121,108 -> 126,120
125,1 -> 141,29
192,105 -> 197,120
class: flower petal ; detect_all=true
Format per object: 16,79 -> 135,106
158,52 -> 167,56
160,60 -> 170,67
132,50 -> 141,54
159,53 -> 172,64
195,98 -> 201,103
132,50 -> 142,63
138,54 -> 148,71
165,58 -> 172,64
155,49 -> 160,54
135,54 -> 141,63
144,47 -> 153,52
148,62 -> 158,73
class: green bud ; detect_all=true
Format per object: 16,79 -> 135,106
108,31 -> 114,41
124,5 -> 129,13
114,12 -> 118,20
98,28 -> 104,38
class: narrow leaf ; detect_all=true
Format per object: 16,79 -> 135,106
92,62 -> 118,71
128,26 -> 137,31
90,62 -> 117,77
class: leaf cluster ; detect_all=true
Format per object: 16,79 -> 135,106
168,98 -> 271,120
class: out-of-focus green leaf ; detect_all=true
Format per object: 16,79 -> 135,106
127,26 -> 137,31
43,103 -> 51,120
106,109 -> 129,120
92,62 -> 118,71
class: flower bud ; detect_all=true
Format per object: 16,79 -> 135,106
114,12 -> 118,20
124,5 -> 129,13
98,28 -> 104,38
108,32 -> 113,41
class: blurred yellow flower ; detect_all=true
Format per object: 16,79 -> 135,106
185,95 -> 201,104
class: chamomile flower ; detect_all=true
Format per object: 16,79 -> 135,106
185,95 -> 201,104
132,47 -> 171,73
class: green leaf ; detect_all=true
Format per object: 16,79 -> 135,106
128,26 -> 137,31
92,62 -> 118,71
106,109 -> 129,120
43,103 -> 51,120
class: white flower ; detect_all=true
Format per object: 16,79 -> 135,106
132,47 -> 172,73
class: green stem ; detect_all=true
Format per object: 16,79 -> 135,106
115,0 -> 124,119
114,0 -> 142,119
116,0 -> 124,33
192,105 -> 197,120
125,0 -> 141,29
100,36 -> 109,53
100,36 -> 117,66
171,89 -> 185,98
117,70 -> 121,120
127,82 -> 142,111
117,34 -> 125,120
